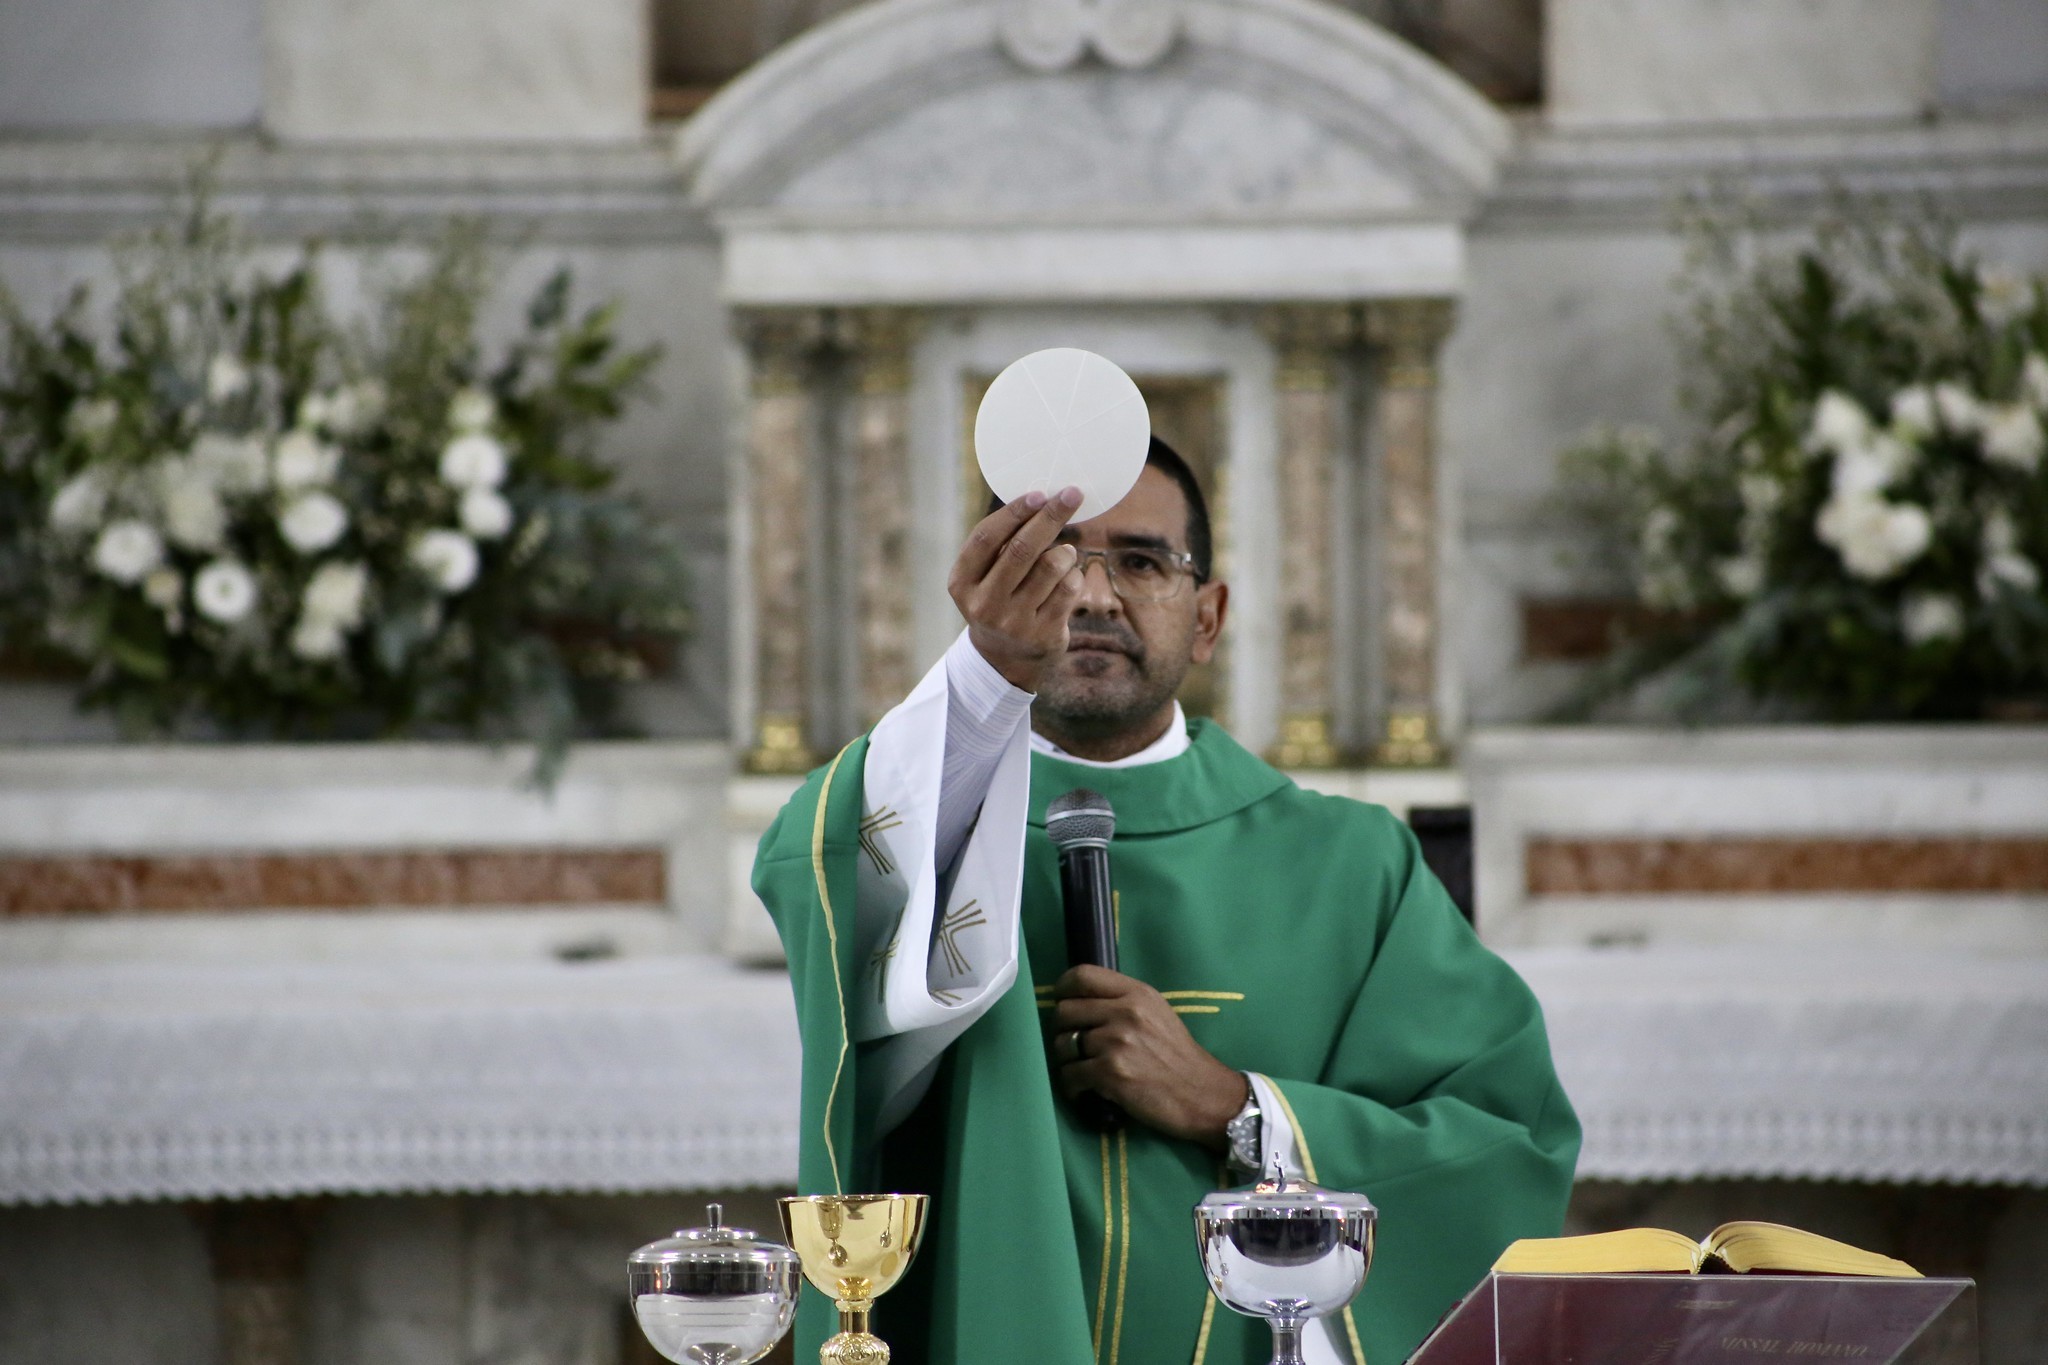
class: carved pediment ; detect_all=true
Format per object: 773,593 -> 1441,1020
679,0 -> 1510,225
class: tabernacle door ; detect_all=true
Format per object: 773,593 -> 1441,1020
1408,1273 -> 1978,1365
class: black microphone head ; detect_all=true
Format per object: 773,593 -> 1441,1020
1045,788 -> 1115,849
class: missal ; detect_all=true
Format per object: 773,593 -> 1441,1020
1493,1221 -> 1921,1277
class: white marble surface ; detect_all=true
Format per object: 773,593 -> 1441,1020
1548,0 -> 1941,128
0,0 -> 261,130
1466,726 -> 2048,951
0,741 -> 731,963
262,0 -> 646,142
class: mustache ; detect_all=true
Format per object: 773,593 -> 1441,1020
1065,616 -> 1144,660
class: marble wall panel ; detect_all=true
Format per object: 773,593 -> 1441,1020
1529,836 -> 2048,897
0,0 -> 261,131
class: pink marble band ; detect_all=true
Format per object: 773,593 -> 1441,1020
1528,837 -> 2048,896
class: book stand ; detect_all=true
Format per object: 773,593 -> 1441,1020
1409,1273 -> 1977,1365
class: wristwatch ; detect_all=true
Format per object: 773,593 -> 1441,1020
1225,1077 -> 1262,1173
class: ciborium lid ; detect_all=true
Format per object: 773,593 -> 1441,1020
630,1204 -> 799,1289
1196,1156 -> 1377,1221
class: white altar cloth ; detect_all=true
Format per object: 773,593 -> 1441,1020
1520,946 -> 2048,1186
2,947 -> 2043,1206
0,956 -> 801,1205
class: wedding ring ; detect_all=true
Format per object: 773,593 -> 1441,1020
1062,1029 -> 1089,1063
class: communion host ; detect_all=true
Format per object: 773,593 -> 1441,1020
755,439 -> 1579,1365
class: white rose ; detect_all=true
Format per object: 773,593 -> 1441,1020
1934,382 -> 1985,435
447,387 -> 496,433
1890,385 -> 1936,438
2024,354 -> 2048,411
64,397 -> 119,446
1901,593 -> 1964,646
302,560 -> 368,630
91,519 -> 165,584
1815,494 -> 1931,581
324,380 -> 386,437
1982,404 -> 2045,472
272,431 -> 341,490
49,470 -> 110,533
278,491 -> 349,554
411,529 -> 480,594
290,616 -> 346,661
459,486 -> 513,540
189,432 -> 270,496
1808,391 -> 1872,454
206,355 -> 251,404
1981,552 -> 2041,599
193,559 -> 258,624
142,567 -> 184,613
1830,432 -> 1911,499
159,469 -> 227,552
438,432 -> 508,489
1714,555 -> 1764,599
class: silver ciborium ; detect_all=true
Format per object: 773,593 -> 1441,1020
1194,1158 -> 1376,1365
629,1203 -> 801,1365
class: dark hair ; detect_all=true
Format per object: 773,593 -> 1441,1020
985,435 -> 1214,581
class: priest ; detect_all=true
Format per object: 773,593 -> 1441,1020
754,440 -> 1579,1365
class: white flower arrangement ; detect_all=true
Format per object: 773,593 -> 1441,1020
0,199 -> 691,770
1565,212 -> 2048,720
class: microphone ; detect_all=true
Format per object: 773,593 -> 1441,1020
1046,787 -> 1124,1131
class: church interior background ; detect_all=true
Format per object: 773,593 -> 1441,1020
1,0 -> 2046,1360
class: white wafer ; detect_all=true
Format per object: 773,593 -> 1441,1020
974,348 -> 1150,523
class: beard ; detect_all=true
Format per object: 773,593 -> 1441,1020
1033,611 -> 1193,740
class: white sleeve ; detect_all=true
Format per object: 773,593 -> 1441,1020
1244,1073 -> 1349,1365
851,630 -> 1034,1135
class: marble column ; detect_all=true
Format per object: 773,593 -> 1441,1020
739,311 -> 821,774
1261,304 -> 1354,770
1363,298 -> 1456,767
845,308 -> 921,728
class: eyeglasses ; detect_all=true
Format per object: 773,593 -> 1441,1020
1068,546 -> 1201,601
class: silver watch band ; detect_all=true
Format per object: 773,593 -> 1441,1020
1225,1077 -> 1262,1172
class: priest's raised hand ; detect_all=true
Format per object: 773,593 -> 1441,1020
1047,963 -> 1250,1151
948,485 -> 1086,693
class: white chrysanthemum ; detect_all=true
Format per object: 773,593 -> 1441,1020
64,397 -> 119,446
272,431 -> 341,490
447,387 -> 496,433
1714,555 -> 1764,599
459,486 -> 513,540
411,529 -> 480,593
1977,266 -> 2033,328
438,432 -> 508,489
91,519 -> 165,584
1901,593 -> 1964,646
324,380 -> 386,437
1830,432 -> 1912,499
290,616 -> 346,661
1933,382 -> 1985,434
159,467 -> 228,552
2024,354 -> 2048,411
193,560 -> 258,624
49,470 -> 110,533
1815,494 -> 1931,581
189,432 -> 269,495
1890,385 -> 1936,438
278,491 -> 349,554
142,567 -> 184,614
1807,390 -> 1872,454
1982,404 -> 2045,471
302,560 -> 368,629
206,354 -> 251,404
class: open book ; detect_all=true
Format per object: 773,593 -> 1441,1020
1493,1222 -> 1920,1277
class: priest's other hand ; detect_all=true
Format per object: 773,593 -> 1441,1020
1048,965 -> 1250,1152
951,488 -> 1087,693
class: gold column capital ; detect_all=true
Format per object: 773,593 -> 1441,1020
1260,302 -> 1356,392
1371,708 -> 1445,768
1362,298 -> 1457,389
745,713 -> 817,775
736,309 -> 826,396
838,307 -> 923,395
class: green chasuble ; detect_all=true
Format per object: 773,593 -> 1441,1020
754,719 -> 1579,1365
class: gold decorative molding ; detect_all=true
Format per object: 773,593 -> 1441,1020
736,309 -> 823,396
1267,712 -> 1341,770
1371,709 -> 1446,768
745,714 -> 817,775
1362,298 -> 1456,390
1260,303 -> 1355,391
843,307 -> 922,395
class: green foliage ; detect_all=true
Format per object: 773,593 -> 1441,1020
0,192 -> 690,780
1561,205 -> 2048,721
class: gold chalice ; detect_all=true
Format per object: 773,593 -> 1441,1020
776,1194 -> 928,1365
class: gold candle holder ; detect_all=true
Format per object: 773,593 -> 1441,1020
777,1194 -> 928,1365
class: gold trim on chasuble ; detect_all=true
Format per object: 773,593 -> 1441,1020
1258,1075 -> 1367,1365
811,743 -> 857,1194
